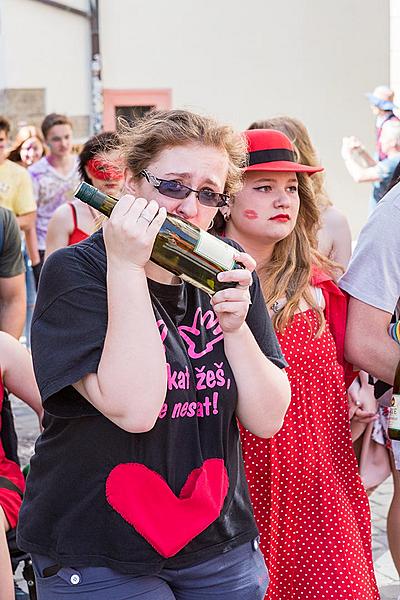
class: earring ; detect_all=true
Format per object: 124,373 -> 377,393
207,218 -> 215,231
224,212 -> 231,222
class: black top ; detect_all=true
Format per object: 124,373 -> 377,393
18,230 -> 286,574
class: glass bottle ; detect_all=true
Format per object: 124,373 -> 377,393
74,182 -> 242,295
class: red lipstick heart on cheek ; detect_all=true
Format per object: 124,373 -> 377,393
243,210 -> 259,220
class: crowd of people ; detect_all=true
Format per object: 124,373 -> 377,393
0,86 -> 399,600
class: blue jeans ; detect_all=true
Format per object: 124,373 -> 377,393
32,539 -> 268,599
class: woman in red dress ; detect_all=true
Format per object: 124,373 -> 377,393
214,128 -> 380,599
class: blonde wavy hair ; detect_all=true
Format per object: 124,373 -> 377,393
248,116 -> 332,209
255,172 -> 337,334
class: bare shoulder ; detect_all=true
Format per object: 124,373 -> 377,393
321,205 -> 350,230
51,202 -> 74,223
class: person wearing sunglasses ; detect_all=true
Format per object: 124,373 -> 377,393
140,169 -> 230,207
17,110 -> 290,600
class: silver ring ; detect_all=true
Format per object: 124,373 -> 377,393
139,214 -> 152,223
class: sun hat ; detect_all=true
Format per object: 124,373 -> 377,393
366,94 -> 396,111
366,86 -> 397,111
243,129 -> 323,174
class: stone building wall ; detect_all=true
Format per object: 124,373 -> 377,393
0,88 -> 90,142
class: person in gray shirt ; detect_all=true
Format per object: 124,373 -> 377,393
340,181 -> 400,579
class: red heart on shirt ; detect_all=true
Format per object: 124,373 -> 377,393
106,458 -> 229,558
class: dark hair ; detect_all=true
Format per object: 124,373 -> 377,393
41,113 -> 72,139
79,131 -> 120,183
0,116 -> 10,135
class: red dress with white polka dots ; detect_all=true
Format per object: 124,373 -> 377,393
241,309 -> 380,600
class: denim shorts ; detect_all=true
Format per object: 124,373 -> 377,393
32,538 -> 268,599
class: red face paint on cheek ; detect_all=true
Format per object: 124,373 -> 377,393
243,209 -> 259,220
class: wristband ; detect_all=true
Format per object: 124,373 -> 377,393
389,321 -> 400,343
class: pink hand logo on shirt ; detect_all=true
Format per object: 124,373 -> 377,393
178,307 -> 223,359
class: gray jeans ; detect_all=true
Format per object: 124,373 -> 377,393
32,538 -> 269,599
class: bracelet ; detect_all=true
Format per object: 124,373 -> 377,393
389,321 -> 400,344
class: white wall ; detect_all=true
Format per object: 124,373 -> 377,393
0,0 -> 91,116
0,0 -> 391,237
391,0 -> 400,100
101,0 -> 390,238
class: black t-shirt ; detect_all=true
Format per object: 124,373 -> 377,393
17,230 -> 286,574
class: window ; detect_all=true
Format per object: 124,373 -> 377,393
103,90 -> 172,130
115,105 -> 154,127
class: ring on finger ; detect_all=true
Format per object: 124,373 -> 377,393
139,214 -> 153,223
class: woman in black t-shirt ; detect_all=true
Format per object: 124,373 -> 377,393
17,110 -> 290,600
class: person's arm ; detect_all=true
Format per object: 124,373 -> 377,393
355,147 -> 377,167
45,204 -> 74,260
0,274 -> 26,338
341,147 -> 381,183
342,136 -> 376,167
345,296 -> 400,384
0,210 -> 26,337
17,211 -> 40,267
0,332 -> 43,423
341,136 -> 381,182
72,195 -> 169,433
323,206 -> 352,269
212,253 -> 290,439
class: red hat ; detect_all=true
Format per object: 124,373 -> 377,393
244,129 -> 324,174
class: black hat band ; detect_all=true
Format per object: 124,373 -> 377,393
248,148 -> 296,166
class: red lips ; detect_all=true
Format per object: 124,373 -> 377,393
270,214 -> 290,222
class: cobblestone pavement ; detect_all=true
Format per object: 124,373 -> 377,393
10,397 -> 400,598
371,478 -> 399,599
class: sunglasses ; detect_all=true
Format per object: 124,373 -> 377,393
140,169 -> 229,207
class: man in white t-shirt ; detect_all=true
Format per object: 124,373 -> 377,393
28,113 -> 81,273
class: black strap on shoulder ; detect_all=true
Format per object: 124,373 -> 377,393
0,475 -> 23,497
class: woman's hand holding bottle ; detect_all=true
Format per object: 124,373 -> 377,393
103,194 -> 166,270
211,251 -> 255,334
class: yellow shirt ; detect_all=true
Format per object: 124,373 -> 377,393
0,159 -> 36,216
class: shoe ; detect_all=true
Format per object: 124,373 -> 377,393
14,580 -> 29,599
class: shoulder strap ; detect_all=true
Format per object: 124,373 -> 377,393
0,476 -> 23,497
69,203 -> 78,229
